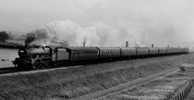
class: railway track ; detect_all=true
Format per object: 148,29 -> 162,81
0,67 -> 18,74
71,68 -> 180,100
0,65 -> 85,76
0,54 -> 189,75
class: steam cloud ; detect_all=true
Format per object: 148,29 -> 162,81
44,20 -> 135,47
41,18 -> 189,47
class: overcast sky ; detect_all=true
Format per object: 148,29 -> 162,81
0,0 -> 194,45
0,0 -> 192,31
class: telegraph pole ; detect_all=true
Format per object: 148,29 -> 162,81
83,37 -> 87,47
125,41 -> 129,47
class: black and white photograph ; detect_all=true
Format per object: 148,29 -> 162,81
0,0 -> 194,100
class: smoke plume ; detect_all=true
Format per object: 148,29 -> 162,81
42,20 -> 144,47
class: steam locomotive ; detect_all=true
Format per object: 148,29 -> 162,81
13,45 -> 189,69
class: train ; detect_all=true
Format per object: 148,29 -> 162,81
13,45 -> 189,69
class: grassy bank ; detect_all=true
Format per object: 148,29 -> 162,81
0,54 -> 193,100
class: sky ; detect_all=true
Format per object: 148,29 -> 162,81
0,0 -> 194,46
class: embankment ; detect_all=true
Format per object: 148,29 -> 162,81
0,54 -> 193,100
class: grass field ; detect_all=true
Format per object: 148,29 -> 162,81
0,54 -> 193,100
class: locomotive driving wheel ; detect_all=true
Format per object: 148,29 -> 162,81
33,60 -> 45,69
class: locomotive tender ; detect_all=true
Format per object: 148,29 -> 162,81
13,46 -> 189,69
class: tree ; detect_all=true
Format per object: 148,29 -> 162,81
0,31 -> 9,42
